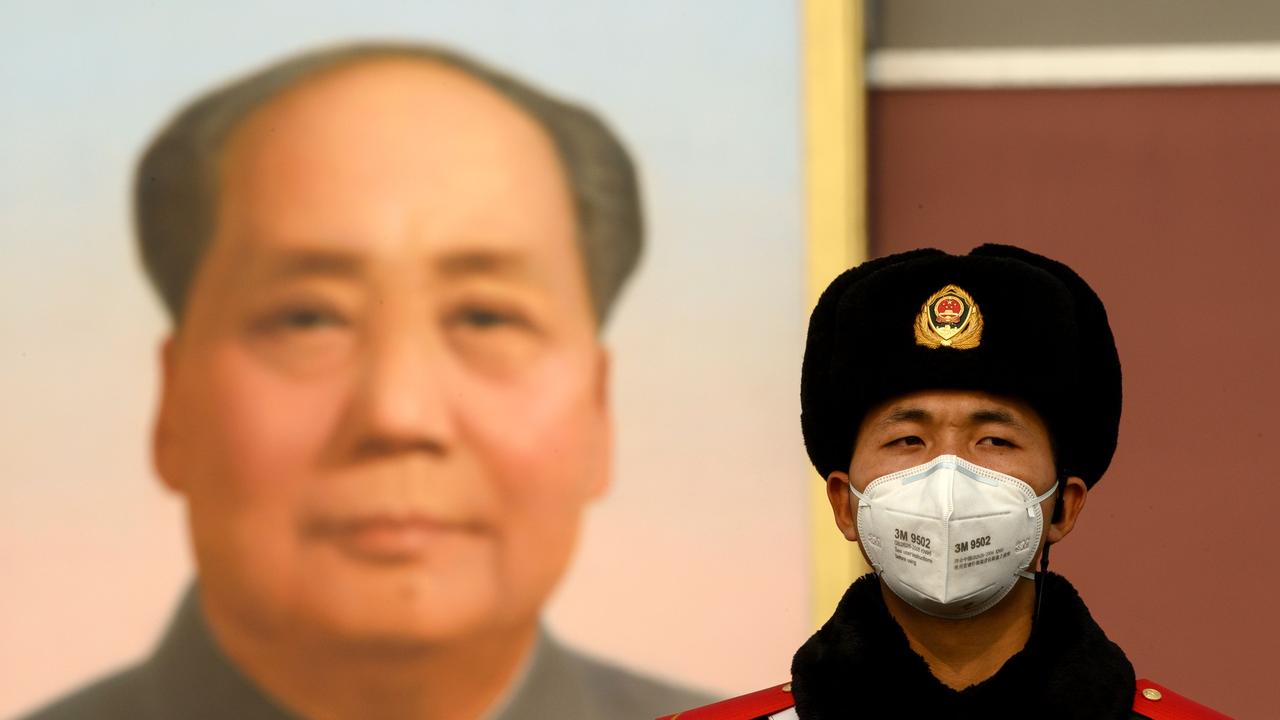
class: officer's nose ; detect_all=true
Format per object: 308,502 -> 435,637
933,437 -> 971,463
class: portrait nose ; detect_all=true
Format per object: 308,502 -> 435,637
347,322 -> 456,458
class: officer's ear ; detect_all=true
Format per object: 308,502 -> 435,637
1047,475 -> 1088,544
825,471 -> 858,542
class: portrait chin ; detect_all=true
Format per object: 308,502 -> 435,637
174,420 -> 599,651
187,495 -> 579,651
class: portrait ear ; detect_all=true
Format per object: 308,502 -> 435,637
152,336 -> 185,494
584,346 -> 613,500
1047,475 -> 1088,544
593,346 -> 611,412
825,471 -> 858,542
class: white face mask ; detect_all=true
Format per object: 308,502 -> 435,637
851,454 -> 1057,619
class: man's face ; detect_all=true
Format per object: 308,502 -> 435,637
828,389 -> 1066,568
155,60 -> 610,647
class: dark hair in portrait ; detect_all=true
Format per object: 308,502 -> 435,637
135,42 -> 643,327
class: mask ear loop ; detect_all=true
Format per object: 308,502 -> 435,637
1032,472 -> 1065,629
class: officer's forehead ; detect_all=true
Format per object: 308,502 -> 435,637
857,390 -> 1048,433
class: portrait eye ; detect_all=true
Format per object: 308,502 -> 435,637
887,435 -> 925,448
979,436 -> 1015,448
447,303 -> 533,332
283,307 -> 345,329
457,307 -> 516,328
243,299 -> 358,377
442,299 -> 543,378
258,305 -> 349,333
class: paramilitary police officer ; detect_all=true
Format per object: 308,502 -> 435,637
663,245 -> 1229,720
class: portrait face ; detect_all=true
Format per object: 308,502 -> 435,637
826,389 -> 1085,569
154,59 -> 610,649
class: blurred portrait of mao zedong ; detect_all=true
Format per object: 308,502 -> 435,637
23,43 -> 709,720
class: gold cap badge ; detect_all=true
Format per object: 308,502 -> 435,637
914,285 -> 983,349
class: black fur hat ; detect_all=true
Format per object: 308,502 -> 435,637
800,244 -> 1121,487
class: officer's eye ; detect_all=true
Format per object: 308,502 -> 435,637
979,436 -> 1015,448
886,435 -> 925,448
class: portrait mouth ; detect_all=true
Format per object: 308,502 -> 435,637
303,513 -> 486,564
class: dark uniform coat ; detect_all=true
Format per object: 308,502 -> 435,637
663,573 -> 1228,720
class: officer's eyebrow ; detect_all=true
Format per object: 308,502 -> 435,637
875,406 -> 1030,431
879,408 -> 931,426
970,408 -> 1029,432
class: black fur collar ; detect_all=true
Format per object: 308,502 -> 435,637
790,573 -> 1134,719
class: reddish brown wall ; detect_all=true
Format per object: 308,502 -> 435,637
870,85 -> 1280,719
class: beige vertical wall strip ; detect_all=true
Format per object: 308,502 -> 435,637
802,0 -> 870,628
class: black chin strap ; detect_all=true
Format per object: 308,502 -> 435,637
1032,478 -> 1063,629
1033,535 -> 1051,626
